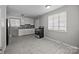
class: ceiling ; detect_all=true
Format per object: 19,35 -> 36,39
7,5 -> 64,18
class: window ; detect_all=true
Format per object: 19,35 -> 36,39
10,19 -> 20,27
48,11 -> 67,32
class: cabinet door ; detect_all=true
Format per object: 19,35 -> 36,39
19,29 -> 24,36
21,18 -> 34,25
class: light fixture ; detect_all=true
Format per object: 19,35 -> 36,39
45,5 -> 51,9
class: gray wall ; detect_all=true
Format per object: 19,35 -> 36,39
35,17 -> 40,28
39,5 -> 79,47
0,5 -> 6,50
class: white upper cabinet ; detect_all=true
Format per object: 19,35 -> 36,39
21,17 -> 34,25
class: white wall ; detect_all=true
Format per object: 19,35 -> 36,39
39,5 -> 79,48
35,17 -> 40,28
0,5 -> 6,51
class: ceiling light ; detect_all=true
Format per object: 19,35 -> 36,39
45,5 -> 51,9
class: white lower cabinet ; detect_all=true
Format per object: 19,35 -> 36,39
19,29 -> 35,36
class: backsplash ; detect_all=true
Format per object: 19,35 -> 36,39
19,24 -> 35,29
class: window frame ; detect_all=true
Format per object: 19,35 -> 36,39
48,11 -> 67,32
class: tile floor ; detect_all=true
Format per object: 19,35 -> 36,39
4,35 -> 78,54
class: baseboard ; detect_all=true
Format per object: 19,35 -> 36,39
2,47 -> 6,54
0,48 -> 4,54
0,46 -> 6,54
45,36 -> 79,50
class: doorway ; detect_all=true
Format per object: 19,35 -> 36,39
6,19 -> 9,46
